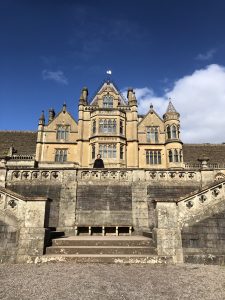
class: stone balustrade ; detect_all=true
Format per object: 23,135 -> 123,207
177,180 -> 225,227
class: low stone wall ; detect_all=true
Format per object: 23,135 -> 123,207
0,187 -> 49,263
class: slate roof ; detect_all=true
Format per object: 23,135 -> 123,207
183,144 -> 225,165
0,131 -> 37,157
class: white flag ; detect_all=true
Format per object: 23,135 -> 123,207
106,70 -> 112,75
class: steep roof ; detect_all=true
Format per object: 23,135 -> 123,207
0,131 -> 37,157
89,80 -> 127,106
183,144 -> 225,165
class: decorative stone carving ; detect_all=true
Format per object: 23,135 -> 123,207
186,200 -> 194,208
179,172 -> 185,178
159,172 -> 166,178
169,172 -> 176,178
22,171 -> 30,179
188,172 -> 195,179
81,171 -> 90,179
8,199 -> 17,208
32,171 -> 39,179
51,171 -> 59,179
212,188 -> 220,197
199,194 -> 207,203
12,171 -> 20,179
41,171 -> 49,179
149,172 -> 156,179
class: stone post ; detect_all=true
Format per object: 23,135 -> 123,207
0,159 -> 7,187
132,182 -> 149,233
154,201 -> 183,263
57,170 -> 77,235
17,197 -> 49,263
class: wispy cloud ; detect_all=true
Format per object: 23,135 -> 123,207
196,49 -> 216,61
132,64 -> 225,143
42,70 -> 68,85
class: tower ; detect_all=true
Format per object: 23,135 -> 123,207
163,101 -> 183,168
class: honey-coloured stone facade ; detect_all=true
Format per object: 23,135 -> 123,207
36,81 -> 183,169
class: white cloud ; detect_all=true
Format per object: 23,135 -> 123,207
42,70 -> 68,85
135,64 -> 225,143
196,49 -> 216,61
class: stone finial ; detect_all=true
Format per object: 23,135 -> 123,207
150,103 -> 154,113
127,88 -> 133,101
63,102 -> 67,113
79,87 -> 88,105
39,110 -> 45,125
127,88 -> 137,106
48,108 -> 55,123
198,156 -> 209,169
7,145 -> 16,157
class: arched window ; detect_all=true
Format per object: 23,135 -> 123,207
166,126 -> 171,139
92,120 -> 96,134
174,149 -> 179,162
169,150 -> 173,162
103,95 -> 113,108
172,125 -> 177,139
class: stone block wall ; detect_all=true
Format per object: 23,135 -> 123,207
76,183 -> 132,226
182,211 -> 225,252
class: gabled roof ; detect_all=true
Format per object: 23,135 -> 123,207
89,80 -> 127,106
138,104 -> 163,126
0,131 -> 37,157
47,104 -> 78,127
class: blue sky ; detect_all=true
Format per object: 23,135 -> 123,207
1,0 -> 225,142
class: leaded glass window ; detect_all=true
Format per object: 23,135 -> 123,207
99,119 -> 117,133
103,95 -> 113,108
55,149 -> 67,162
146,150 -> 161,165
56,125 -> 69,140
99,144 -> 117,159
146,127 -> 159,143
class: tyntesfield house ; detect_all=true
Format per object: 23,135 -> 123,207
1,79 -> 225,264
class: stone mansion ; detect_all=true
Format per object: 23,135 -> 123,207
1,79 -> 225,264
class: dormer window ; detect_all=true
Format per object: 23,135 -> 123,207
146,127 -> 158,143
56,125 -> 69,140
103,95 -> 113,108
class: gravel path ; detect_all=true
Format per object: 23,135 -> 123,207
1,263 -> 225,300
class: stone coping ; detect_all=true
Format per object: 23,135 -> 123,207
0,186 -> 50,202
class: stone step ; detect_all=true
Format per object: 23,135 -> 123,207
40,254 -> 173,264
46,245 -> 157,255
52,236 -> 155,247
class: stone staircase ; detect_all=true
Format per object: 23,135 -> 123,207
43,236 -> 173,264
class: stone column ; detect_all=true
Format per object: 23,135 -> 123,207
132,182 -> 149,233
17,198 -> 48,263
154,201 -> 183,263
57,170 -> 77,235
0,159 -> 7,187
